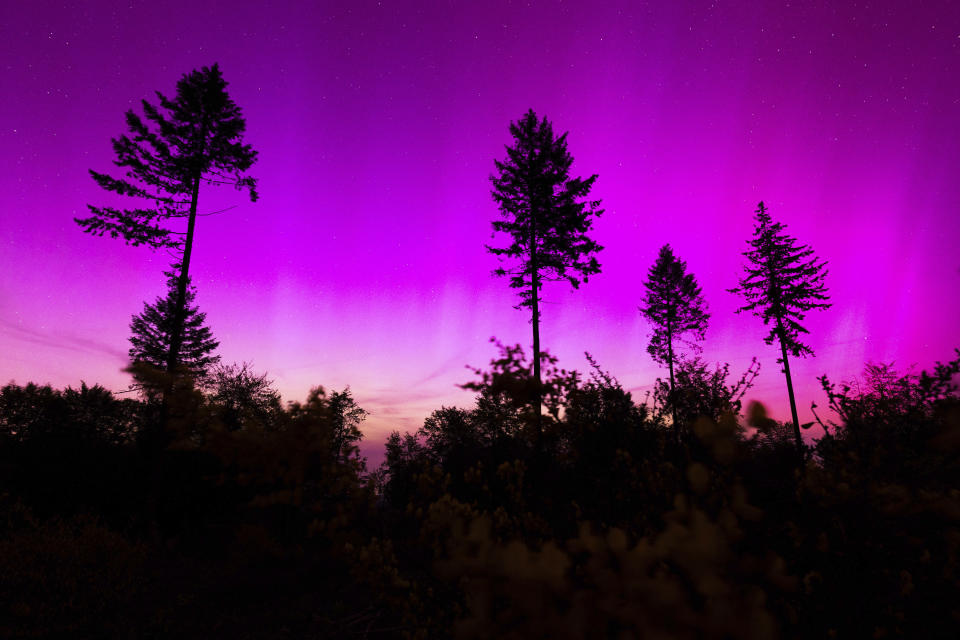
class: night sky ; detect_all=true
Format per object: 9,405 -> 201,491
3,1 -> 959,461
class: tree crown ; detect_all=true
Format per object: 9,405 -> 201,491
76,63 -> 258,249
488,109 -> 603,310
729,201 -> 831,358
639,244 -> 710,365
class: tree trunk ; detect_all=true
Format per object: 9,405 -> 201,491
531,275 -> 541,387
667,319 -> 678,446
166,174 -> 201,375
529,207 -> 542,440
776,320 -> 804,462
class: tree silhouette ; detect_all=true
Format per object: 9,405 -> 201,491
327,388 -> 368,463
76,63 -> 257,377
639,244 -> 710,439
287,387 -> 368,464
488,109 -> 603,423
128,269 -> 220,388
206,362 -> 282,431
729,201 -> 830,456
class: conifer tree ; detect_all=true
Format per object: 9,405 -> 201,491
76,64 -> 257,376
488,109 -> 603,422
129,269 -> 220,387
639,244 -> 709,438
729,201 -> 831,455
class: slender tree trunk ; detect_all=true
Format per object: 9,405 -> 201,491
531,275 -> 541,388
529,206 -> 542,440
776,319 -> 803,461
165,170 -> 202,375
667,320 -> 678,446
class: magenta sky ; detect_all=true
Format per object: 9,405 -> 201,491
2,1 -> 958,462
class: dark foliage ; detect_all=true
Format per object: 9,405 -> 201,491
3,347 -> 960,638
653,355 -> 760,432
205,362 -> 283,432
813,352 -> 960,486
286,386 -> 368,465
0,381 -> 140,446
0,379 -> 375,638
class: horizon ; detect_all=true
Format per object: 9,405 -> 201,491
3,0 -> 959,464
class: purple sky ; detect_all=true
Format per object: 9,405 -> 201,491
3,1 -> 959,462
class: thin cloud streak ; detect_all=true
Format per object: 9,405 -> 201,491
0,318 -> 128,361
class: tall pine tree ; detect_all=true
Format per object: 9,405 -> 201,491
729,201 -> 831,456
76,64 -> 257,377
488,109 -> 603,425
639,244 -> 709,439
